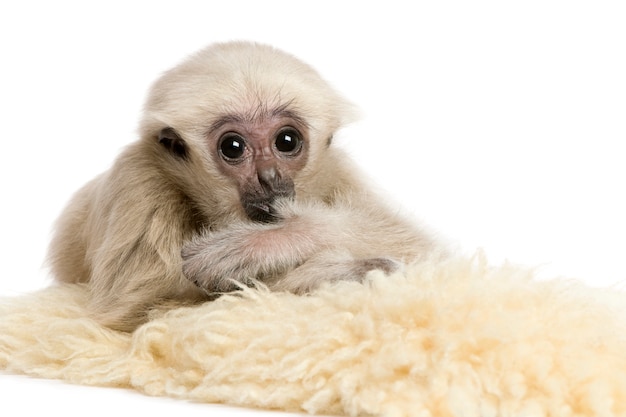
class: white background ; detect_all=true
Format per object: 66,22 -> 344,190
0,1 -> 625,415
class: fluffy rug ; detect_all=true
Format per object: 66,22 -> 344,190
2,252 -> 626,416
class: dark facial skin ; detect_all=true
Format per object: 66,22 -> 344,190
210,111 -> 309,223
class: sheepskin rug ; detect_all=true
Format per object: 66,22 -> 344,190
2,252 -> 626,416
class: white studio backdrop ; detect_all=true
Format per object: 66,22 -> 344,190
0,1 -> 625,415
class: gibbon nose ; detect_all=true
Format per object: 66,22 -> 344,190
257,166 -> 280,191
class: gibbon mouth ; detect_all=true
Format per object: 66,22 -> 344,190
242,187 -> 294,223
244,200 -> 278,223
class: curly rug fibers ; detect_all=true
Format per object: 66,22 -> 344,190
1,253 -> 626,416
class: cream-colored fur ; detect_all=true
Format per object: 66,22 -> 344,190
2,253 -> 626,416
46,41 -> 436,331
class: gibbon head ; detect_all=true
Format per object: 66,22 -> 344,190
140,41 -> 357,222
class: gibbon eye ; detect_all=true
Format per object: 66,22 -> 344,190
219,133 -> 246,161
275,128 -> 302,155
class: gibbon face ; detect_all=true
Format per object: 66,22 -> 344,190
210,109 -> 309,222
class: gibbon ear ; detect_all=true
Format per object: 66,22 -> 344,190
158,127 -> 188,160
